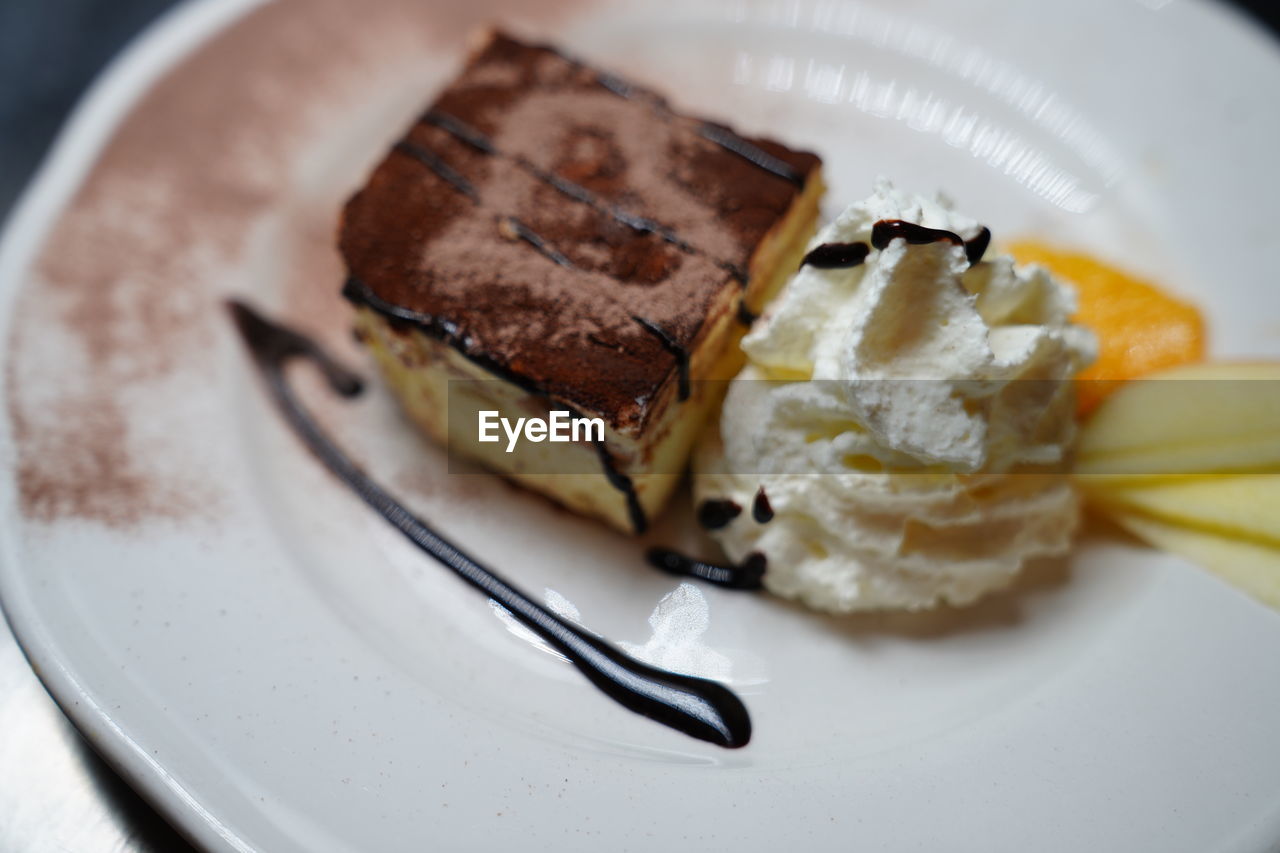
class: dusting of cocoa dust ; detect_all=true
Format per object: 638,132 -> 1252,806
13,397 -> 189,526
5,0 -> 596,528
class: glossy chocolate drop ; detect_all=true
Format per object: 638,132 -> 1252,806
800,241 -> 870,269
229,300 -> 750,748
964,226 -> 992,265
697,498 -> 742,530
646,548 -> 767,591
752,488 -> 774,524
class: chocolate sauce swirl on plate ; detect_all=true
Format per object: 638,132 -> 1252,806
229,301 -> 750,748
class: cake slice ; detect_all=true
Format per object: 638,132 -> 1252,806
339,31 -> 823,533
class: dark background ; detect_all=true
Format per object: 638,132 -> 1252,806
0,0 -> 1276,850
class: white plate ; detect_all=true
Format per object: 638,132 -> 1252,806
4,0 -> 1280,850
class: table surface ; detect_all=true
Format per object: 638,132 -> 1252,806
1,0 -> 1277,850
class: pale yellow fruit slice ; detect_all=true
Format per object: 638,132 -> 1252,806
1085,475 -> 1280,547
1110,511 -> 1280,609
1076,362 -> 1280,479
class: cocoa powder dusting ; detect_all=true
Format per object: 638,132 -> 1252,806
14,402 -> 188,526
6,0 -> 596,527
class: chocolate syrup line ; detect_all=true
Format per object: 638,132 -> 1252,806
342,277 -> 475,355
419,109 -> 495,154
499,216 -> 576,269
581,62 -> 805,189
646,548 -> 766,591
392,141 -> 478,201
593,68 -> 647,101
395,140 -> 573,272
588,435 -> 649,535
341,278 -> 650,535
419,110 -> 749,283
228,300 -> 748,748
631,316 -> 690,402
694,123 -> 806,188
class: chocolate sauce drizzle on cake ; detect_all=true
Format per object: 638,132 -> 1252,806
585,64 -> 804,188
632,316 -> 690,401
800,241 -> 870,269
646,548 -> 767,591
344,278 -> 468,354
403,114 -> 711,413
229,301 -> 748,748
588,434 -> 648,535
697,498 -> 742,530
751,488 -> 774,524
395,140 -> 573,272
694,123 -> 806,188
498,216 -> 576,268
392,141 -> 478,201
419,108 -> 496,154
593,67 -> 646,101
419,109 -> 748,283
397,109 -> 745,410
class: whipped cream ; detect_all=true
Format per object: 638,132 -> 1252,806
693,180 -> 1096,612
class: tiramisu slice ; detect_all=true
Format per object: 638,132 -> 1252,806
340,31 -> 823,533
